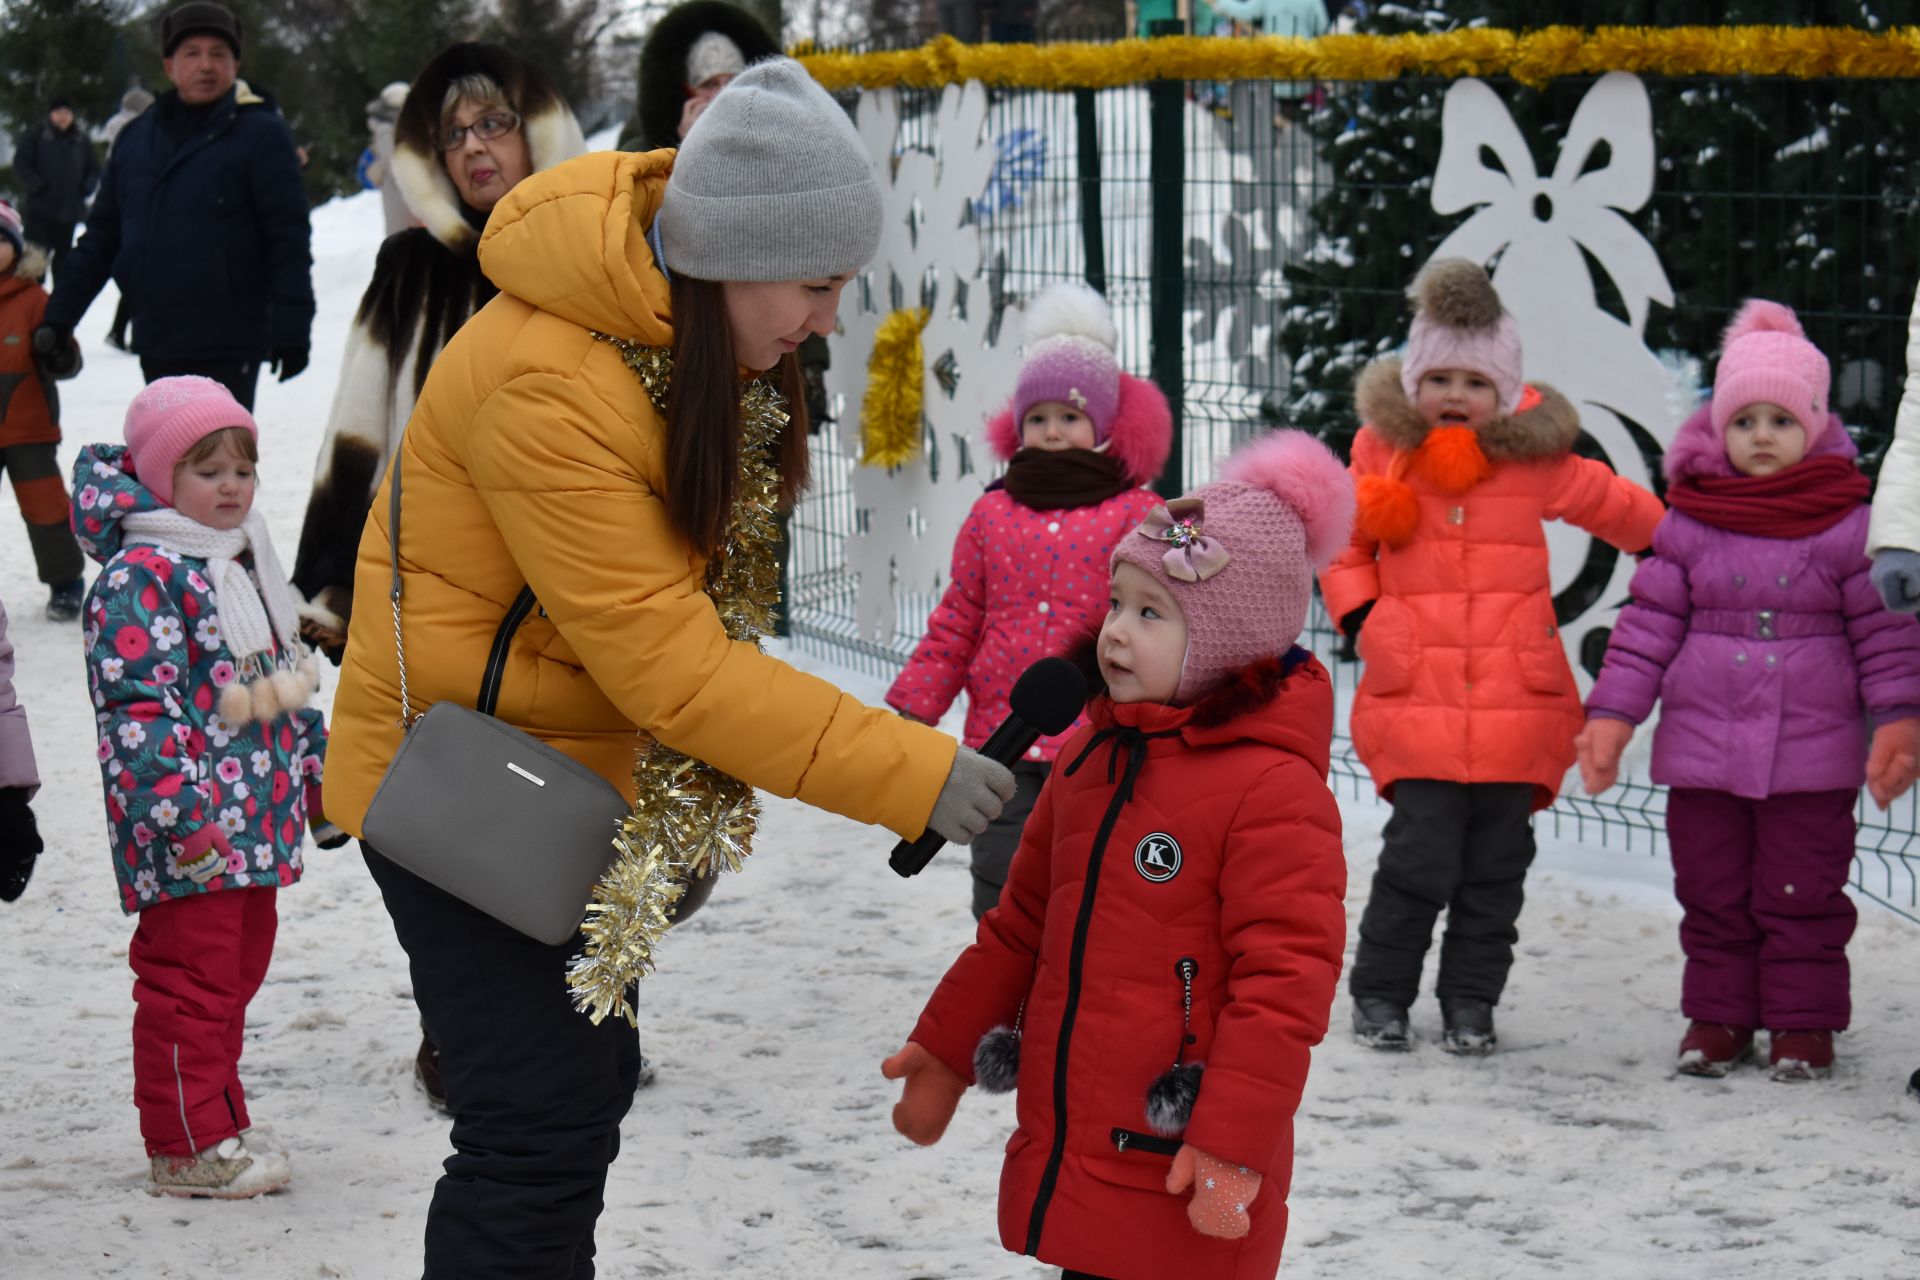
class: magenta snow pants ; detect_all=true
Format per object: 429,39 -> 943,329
1665,787 -> 1857,1031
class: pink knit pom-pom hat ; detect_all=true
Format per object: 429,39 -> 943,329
1711,299 -> 1832,445
1111,429 -> 1355,703
1399,258 -> 1525,416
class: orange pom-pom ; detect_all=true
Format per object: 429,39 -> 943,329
1414,426 -> 1492,493
1355,473 -> 1420,547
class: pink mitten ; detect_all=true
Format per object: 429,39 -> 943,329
1165,1143 -> 1263,1240
1867,717 -> 1920,810
1574,717 -> 1635,796
880,1042 -> 967,1146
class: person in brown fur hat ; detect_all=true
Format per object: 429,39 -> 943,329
1319,258 -> 1663,1057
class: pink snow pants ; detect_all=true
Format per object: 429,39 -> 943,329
1666,788 -> 1857,1032
129,887 -> 278,1157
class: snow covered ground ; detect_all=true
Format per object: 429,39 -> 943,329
4,182 -> 1920,1280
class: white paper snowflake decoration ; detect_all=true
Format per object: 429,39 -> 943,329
826,81 -> 1009,650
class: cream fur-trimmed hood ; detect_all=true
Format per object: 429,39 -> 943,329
390,43 -> 587,254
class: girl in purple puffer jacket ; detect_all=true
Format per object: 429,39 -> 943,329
888,283 -> 1171,918
1577,301 -> 1920,1083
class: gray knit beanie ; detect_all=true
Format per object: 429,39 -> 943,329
656,58 -> 883,282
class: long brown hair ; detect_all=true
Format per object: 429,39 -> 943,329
665,275 -> 812,557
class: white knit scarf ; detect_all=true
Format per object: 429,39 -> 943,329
121,509 -> 302,672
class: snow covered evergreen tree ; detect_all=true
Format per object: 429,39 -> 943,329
1280,1 -> 1920,475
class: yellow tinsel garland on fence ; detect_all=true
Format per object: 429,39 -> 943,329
860,306 -> 930,468
568,336 -> 787,1026
798,27 -> 1920,92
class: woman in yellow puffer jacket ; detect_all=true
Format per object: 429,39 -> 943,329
325,59 -> 1014,1275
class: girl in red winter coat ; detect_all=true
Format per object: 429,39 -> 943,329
883,431 -> 1354,1280
888,282 -> 1171,918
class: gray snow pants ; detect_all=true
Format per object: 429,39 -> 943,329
969,761 -> 1049,920
1348,779 -> 1537,1007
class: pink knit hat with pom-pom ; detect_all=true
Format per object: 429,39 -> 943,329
985,283 -> 1174,487
1711,299 -> 1832,444
1010,282 -> 1124,438
1400,258 -> 1526,416
1111,430 -> 1355,703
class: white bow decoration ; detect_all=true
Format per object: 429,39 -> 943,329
1431,72 -> 1673,336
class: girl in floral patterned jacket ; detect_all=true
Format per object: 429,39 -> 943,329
70,376 -> 339,1200
887,283 -> 1172,918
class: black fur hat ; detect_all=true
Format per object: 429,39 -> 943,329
637,1 -> 782,151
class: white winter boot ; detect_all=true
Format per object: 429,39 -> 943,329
148,1135 -> 292,1199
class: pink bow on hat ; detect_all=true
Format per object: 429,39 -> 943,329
1140,498 -> 1230,583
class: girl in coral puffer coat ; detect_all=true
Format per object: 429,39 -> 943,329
1578,301 -> 1920,1084
883,431 -> 1353,1280
1319,259 -> 1665,1057
888,283 -> 1171,918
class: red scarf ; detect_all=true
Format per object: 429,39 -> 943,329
1665,454 -> 1870,538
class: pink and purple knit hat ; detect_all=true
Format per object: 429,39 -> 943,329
1711,299 -> 1831,445
1111,430 -> 1355,703
0,201 -> 23,259
124,376 -> 259,506
1399,258 -> 1525,416
1011,282 -> 1123,440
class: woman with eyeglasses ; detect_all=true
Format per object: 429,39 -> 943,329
321,58 -> 1011,1276
289,43 -> 586,1109
295,44 -> 584,663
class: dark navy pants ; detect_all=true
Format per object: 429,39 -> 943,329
364,845 -> 642,1279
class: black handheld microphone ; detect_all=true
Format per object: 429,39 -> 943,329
890,655 -> 1090,878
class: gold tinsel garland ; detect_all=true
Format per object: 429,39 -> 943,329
798,27 -> 1920,92
860,306 -> 930,468
567,337 -> 788,1025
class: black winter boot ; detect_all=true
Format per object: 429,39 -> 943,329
1440,997 -> 1496,1056
1352,997 -> 1412,1051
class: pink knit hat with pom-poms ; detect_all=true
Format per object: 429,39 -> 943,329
1010,282 -> 1124,438
1711,299 -> 1832,444
1400,258 -> 1526,416
985,283 -> 1174,487
1111,430 -> 1355,703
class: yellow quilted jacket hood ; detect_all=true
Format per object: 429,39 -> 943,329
323,149 -> 955,843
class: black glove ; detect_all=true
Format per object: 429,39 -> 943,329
1336,600 -> 1375,664
0,787 -> 44,903
31,324 -> 81,378
271,346 -> 309,381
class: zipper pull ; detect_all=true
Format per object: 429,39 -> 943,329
1175,958 -> 1198,1052
1115,1130 -> 1130,1152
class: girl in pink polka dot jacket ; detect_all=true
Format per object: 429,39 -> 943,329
888,283 -> 1172,918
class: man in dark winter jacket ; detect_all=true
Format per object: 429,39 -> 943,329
11,98 -> 101,284
35,3 -> 312,411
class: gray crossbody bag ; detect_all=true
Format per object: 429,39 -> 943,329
360,450 -> 628,946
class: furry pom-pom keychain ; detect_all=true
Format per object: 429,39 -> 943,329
973,1025 -> 1021,1094
1145,1061 -> 1205,1137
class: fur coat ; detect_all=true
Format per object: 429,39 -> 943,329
292,44 -> 585,644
